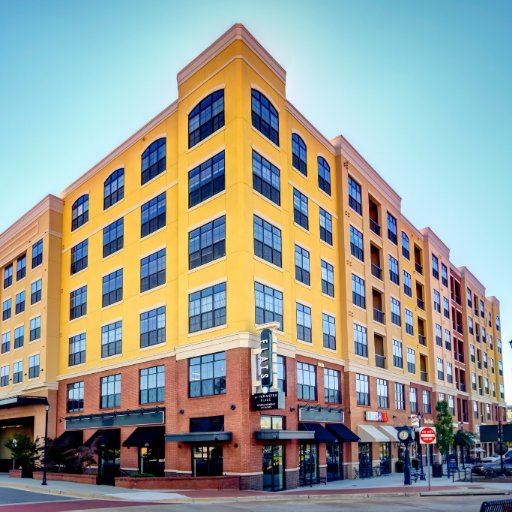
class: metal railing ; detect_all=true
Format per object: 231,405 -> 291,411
375,354 -> 385,368
373,308 -> 385,324
369,219 -> 381,236
371,263 -> 382,280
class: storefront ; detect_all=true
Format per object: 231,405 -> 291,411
357,425 -> 390,477
84,428 -> 121,485
123,425 -> 165,476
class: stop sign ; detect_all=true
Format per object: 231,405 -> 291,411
419,426 -> 437,444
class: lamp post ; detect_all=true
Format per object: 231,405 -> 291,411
416,413 -> 425,480
41,403 -> 49,486
12,438 -> 17,470
458,421 -> 466,470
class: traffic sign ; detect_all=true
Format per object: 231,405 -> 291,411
419,426 -> 437,444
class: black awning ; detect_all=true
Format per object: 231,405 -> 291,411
165,432 -> 232,443
0,396 -> 48,409
326,423 -> 360,442
55,430 -> 83,448
123,426 -> 165,448
254,430 -> 315,441
84,428 -> 121,448
299,423 -> 337,443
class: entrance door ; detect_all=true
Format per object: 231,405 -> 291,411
379,442 -> 391,474
326,443 -> 343,481
358,442 -> 372,478
299,443 -> 318,486
97,447 -> 120,486
262,445 -> 284,491
192,446 -> 223,476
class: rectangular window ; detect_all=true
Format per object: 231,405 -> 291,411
395,383 -> 405,410
444,329 -> 451,350
189,216 -> 226,270
356,373 -> 369,406
102,269 -> 123,307
324,368 -> 341,404
319,208 -> 332,245
252,150 -> 280,206
0,365 -> 9,387
2,299 -> 11,320
15,291 -> 25,314
141,249 -> 166,292
446,362 -> 453,384
388,255 -> 399,285
32,240 -> 43,268
433,290 -> 441,312
392,339 -> 403,368
410,387 -> 418,413
348,176 -> 362,214
432,255 -> 439,279
14,326 -> 24,349
13,361 -> 23,384
441,264 -> 448,286
1,332 -> 10,353
189,151 -> 225,208
30,316 -> 41,341
467,287 -> 472,307
101,321 -> 122,357
28,354 -> 40,379
189,283 -> 226,333
391,297 -> 401,326
401,232 -> 410,259
16,254 -> 26,280
276,355 -> 286,394
3,264 -> 13,289
443,297 -> 449,318
31,279 -> 42,304
70,240 -> 88,274
295,245 -> 310,285
322,313 -> 336,350
352,274 -> 365,308
69,333 -> 86,366
405,309 -> 414,335
422,390 -> 431,413
403,270 -> 412,296
321,260 -> 335,297
387,213 -> 397,244
100,374 -> 121,409
437,358 -> 444,380
407,347 -> 415,373
67,381 -> 84,412
436,324 -> 442,346
141,192 -> 166,237
103,218 -> 124,257
297,362 -> 316,400
468,316 -> 474,334
296,303 -> 312,343
255,282 -> 283,330
354,323 -> 368,357
254,215 -> 282,267
140,306 -> 166,348
350,225 -> 364,261
70,286 -> 87,320
293,188 -> 309,229
140,365 -> 165,404
189,351 -> 226,398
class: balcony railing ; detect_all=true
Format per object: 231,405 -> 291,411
371,263 -> 382,280
375,354 -> 385,368
417,298 -> 425,310
369,219 -> 381,236
457,324 -> 463,334
418,334 -> 426,346
420,371 -> 428,382
415,262 -> 423,274
459,383 -> 466,392
458,353 -> 464,363
373,308 -> 385,324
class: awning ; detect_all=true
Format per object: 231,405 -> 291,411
357,425 -> 389,443
123,426 -> 165,448
326,423 -> 360,442
0,396 -> 48,409
84,428 -> 121,448
55,430 -> 83,448
254,430 -> 314,441
299,423 -> 337,443
165,432 -> 232,443
378,426 -> 399,442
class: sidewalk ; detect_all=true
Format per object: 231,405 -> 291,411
0,471 -> 509,504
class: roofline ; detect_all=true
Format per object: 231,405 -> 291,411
420,227 -> 450,257
458,265 -> 486,292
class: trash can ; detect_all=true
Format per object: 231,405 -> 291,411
432,463 -> 443,478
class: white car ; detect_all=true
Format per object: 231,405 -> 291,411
480,449 -> 512,463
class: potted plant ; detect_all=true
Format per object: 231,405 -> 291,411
5,433 -> 39,478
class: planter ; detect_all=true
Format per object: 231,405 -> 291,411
9,469 -> 23,478
33,472 -> 97,485
115,475 -> 241,490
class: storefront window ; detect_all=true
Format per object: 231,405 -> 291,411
192,446 -> 223,476
299,443 -> 318,486
358,442 -> 372,478
326,443 -> 343,481
379,442 -> 391,474
262,445 -> 284,491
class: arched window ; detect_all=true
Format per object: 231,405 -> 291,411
251,89 -> 279,146
104,168 -> 124,209
318,157 -> 331,195
71,194 -> 89,231
292,133 -> 307,176
188,90 -> 225,148
141,138 -> 166,185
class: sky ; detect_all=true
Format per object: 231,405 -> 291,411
0,1 -> 511,400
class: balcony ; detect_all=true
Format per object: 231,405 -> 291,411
371,264 -> 382,280
417,298 -> 425,310
420,371 -> 428,382
370,219 -> 381,236
375,354 -> 386,368
415,262 -> 423,274
458,353 -> 464,363
456,324 -> 463,334
373,308 -> 385,324
459,383 -> 466,392
418,334 -> 426,346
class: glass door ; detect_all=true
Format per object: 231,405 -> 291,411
299,443 -> 318,486
262,445 -> 284,491
192,446 -> 223,476
379,442 -> 391,474
326,443 -> 343,481
358,442 -> 372,478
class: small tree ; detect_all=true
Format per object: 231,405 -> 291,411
5,433 -> 40,476
435,400 -> 454,461
453,429 -> 476,466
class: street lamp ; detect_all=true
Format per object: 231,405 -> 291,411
416,413 -> 425,480
41,403 -> 49,486
12,438 -> 17,470
458,421 -> 465,470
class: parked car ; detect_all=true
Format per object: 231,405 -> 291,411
472,456 -> 512,476
480,449 -> 512,464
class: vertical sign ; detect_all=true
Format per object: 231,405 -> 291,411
260,329 -> 272,389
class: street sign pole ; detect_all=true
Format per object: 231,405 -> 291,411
427,445 -> 431,491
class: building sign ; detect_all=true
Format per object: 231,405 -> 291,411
253,391 -> 279,410
260,329 -> 272,388
365,411 -> 389,422
410,414 -> 420,427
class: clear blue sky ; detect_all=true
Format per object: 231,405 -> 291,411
1,1 -> 511,399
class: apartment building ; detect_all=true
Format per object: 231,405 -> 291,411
0,25 -> 505,489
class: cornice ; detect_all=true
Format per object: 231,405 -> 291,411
420,227 -> 450,257
458,265 -> 485,293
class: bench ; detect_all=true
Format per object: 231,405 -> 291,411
480,499 -> 512,512
410,471 -> 420,482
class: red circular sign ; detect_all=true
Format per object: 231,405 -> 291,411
419,426 -> 437,444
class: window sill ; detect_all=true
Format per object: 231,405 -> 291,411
141,169 -> 167,189
253,255 -> 283,272
140,342 -> 166,352
140,284 -> 166,297
253,189 -> 282,210
101,299 -> 124,311
187,126 -> 226,154
103,197 -> 126,214
188,189 -> 226,213
293,222 -> 310,235
141,225 -> 167,240
188,324 -> 227,338
101,353 -> 123,361
188,256 -> 226,274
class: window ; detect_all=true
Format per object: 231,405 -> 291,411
407,347 -> 415,373
441,264 -> 448,287
140,365 -> 165,404
141,138 -> 166,184
410,387 -> 418,413
467,287 -> 472,307
317,156 -> 331,195
498,339 -> 502,353
254,216 -> 281,267
435,324 -> 442,346
348,176 -> 362,214
13,361 -> 22,384
496,315 -> 501,331
251,89 -> 279,145
30,316 -> 41,341
422,389 -> 431,413
252,150 -> 280,205
101,321 -> 122,357
295,245 -> 310,285
352,274 -> 365,308
189,90 -> 224,148
140,249 -> 166,292
69,285 -> 87,320
403,271 -> 412,296
189,217 -> 226,270
189,283 -> 226,333
3,264 -> 12,288
15,291 -> 25,314
30,279 -> 42,305
322,313 -> 336,350
68,333 -> 86,366
296,303 -> 312,343
401,232 -> 410,259
395,383 -> 405,410
432,255 -> 439,279
387,213 -> 397,244
16,255 -> 26,280
255,282 -> 283,330
28,354 -> 40,379
391,297 -> 401,326
468,316 -> 474,334
377,379 -> 389,408
189,352 -> 226,397
292,133 -> 307,175
350,225 -> 364,261
1,365 -> 9,387
471,372 -> 477,390
392,339 -> 403,368
71,194 -> 89,231
189,151 -> 225,208
356,373 -> 369,405
2,299 -> 11,320
14,326 -> 24,349
482,326 -> 486,342
499,360 -> 503,376
103,218 -> 124,257
276,355 -> 286,393
319,208 -> 333,245
324,368 -> 340,403
405,309 -> 414,335
437,358 -> 444,380
354,323 -> 367,357
470,344 -> 475,362
67,382 -> 84,412
297,361 -> 316,400
389,255 -> 399,285
141,192 -> 166,237
101,269 -> 123,308
70,240 -> 88,274
446,362 -> 453,384
104,168 -> 124,209
100,374 -> 121,409
1,332 -> 10,353
480,299 -> 484,317
444,329 -> 451,350
32,240 -> 43,268
433,290 -> 441,312
443,297 -> 449,318
322,260 -> 335,297
293,188 -> 309,229
140,306 -> 166,347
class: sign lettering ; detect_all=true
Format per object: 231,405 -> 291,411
260,329 -> 272,388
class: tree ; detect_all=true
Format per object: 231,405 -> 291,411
435,400 -> 454,460
453,429 -> 476,467
5,433 -> 40,476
